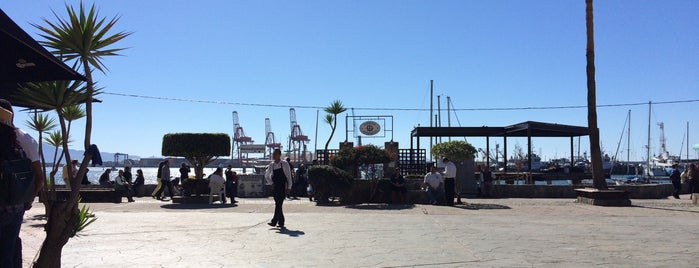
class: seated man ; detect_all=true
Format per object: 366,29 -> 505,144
423,166 -> 444,205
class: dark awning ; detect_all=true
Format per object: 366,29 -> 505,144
0,9 -> 87,108
411,121 -> 589,138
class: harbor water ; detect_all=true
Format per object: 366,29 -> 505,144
50,166 -> 256,185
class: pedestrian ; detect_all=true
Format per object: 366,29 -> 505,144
480,165 -> 495,198
155,160 -> 174,200
687,163 -> 697,199
151,161 -> 165,199
442,157 -> 458,205
669,164 -> 681,199
225,165 -> 238,203
285,157 -> 296,199
0,99 -> 43,268
265,149 -> 292,228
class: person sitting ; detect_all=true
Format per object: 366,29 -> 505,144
99,169 -> 113,187
389,167 -> 407,204
209,167 -> 226,204
114,169 -> 135,202
133,169 -> 146,197
423,166 -> 444,205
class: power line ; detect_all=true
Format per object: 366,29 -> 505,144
103,91 -> 699,112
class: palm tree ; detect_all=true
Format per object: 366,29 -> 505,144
585,0 -> 606,189
323,100 -> 347,156
62,105 -> 86,138
44,130 -> 66,184
24,112 -> 56,181
29,3 -> 130,266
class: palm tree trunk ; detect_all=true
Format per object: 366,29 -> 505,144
34,199 -> 79,267
585,0 -> 607,189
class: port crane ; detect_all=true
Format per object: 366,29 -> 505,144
289,108 -> 310,163
264,118 -> 281,158
232,111 -> 253,160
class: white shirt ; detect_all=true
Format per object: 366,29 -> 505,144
264,160 -> 293,187
209,174 -> 225,189
423,172 -> 443,188
444,161 -> 457,178
15,128 -> 39,162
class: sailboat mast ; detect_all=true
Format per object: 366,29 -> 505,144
627,109 -> 631,175
646,101 -> 652,178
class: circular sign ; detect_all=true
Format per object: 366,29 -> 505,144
359,121 -> 381,135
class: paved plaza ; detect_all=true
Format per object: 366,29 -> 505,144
19,194 -> 699,267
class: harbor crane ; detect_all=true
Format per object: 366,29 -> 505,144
289,108 -> 310,163
232,111 -> 253,160
264,118 -> 282,158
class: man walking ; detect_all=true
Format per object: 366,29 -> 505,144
442,157 -> 457,206
265,149 -> 292,228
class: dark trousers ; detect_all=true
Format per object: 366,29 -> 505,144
155,180 -> 174,198
672,180 -> 682,197
272,186 -> 285,226
444,178 -> 455,206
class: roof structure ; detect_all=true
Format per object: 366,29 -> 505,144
411,121 -> 589,138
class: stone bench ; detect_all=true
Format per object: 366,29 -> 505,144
43,185 -> 122,203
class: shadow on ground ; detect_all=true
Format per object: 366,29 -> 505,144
632,204 -> 699,214
160,203 -> 238,210
274,228 -> 305,237
344,204 -> 416,210
453,203 -> 512,210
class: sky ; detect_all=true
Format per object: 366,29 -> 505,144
2,1 -> 698,162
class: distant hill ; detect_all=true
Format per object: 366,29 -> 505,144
41,143 -> 140,165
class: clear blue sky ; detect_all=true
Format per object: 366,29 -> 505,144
3,1 -> 698,162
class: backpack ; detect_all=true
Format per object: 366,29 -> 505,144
0,148 -> 35,206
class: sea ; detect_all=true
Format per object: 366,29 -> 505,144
50,166 -> 255,185
50,167 -> 671,186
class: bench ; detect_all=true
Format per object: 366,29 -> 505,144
41,185 -> 122,203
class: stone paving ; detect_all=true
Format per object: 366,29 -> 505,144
19,194 -> 699,267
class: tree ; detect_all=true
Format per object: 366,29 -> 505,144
431,140 -> 477,162
30,3 -> 131,266
162,133 -> 231,179
585,0 -> 607,189
323,100 -> 347,153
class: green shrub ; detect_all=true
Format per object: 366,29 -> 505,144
308,165 -> 354,204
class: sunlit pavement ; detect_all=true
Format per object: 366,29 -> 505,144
20,195 -> 699,267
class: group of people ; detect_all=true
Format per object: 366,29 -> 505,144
671,163 -> 699,199
97,166 -> 146,202
388,157 -> 499,205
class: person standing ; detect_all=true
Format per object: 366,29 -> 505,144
480,165 -> 495,198
0,99 -> 43,268
687,163 -> 698,199
224,165 -> 238,203
155,160 -> 174,200
151,161 -> 165,199
442,157 -> 457,205
669,164 -> 681,199
265,149 -> 292,228
423,166 -> 444,205
179,163 -> 190,184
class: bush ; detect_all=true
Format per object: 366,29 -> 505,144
330,144 -> 390,175
308,165 -> 354,204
